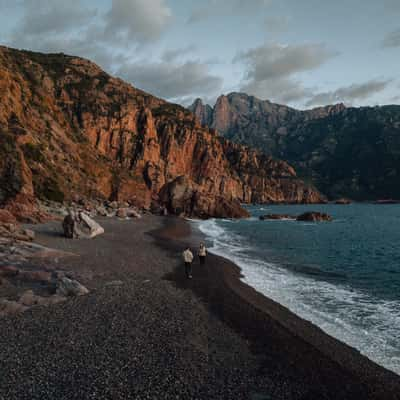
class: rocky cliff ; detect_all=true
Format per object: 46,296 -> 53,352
0,47 -> 324,220
190,93 -> 400,200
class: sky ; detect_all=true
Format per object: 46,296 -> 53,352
0,0 -> 399,109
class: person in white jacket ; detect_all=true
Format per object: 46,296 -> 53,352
198,243 -> 207,265
182,247 -> 194,279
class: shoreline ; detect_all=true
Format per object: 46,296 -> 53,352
0,215 -> 399,399
151,216 -> 400,397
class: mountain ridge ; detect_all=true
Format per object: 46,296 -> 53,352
0,46 -> 324,221
190,93 -> 400,200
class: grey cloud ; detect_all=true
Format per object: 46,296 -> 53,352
242,77 -> 313,104
104,0 -> 172,43
236,42 -> 337,81
117,61 -> 223,100
9,0 -> 172,57
7,1 -> 108,68
17,0 -> 97,36
235,42 -> 336,104
382,29 -> 400,48
188,0 -> 271,23
306,79 -> 391,107
161,45 -> 197,62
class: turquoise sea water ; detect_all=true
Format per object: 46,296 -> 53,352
196,204 -> 400,374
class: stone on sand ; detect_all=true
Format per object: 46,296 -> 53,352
0,299 -> 28,316
62,211 -> 104,239
19,290 -> 67,307
56,277 -> 89,297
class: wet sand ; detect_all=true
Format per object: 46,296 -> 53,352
0,215 -> 399,399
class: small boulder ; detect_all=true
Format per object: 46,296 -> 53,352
19,290 -> 67,307
127,208 -> 141,219
117,208 -> 141,219
296,212 -> 333,222
56,277 -> 89,297
0,299 -> 28,316
17,270 -> 52,283
116,208 -> 128,219
108,201 -> 119,209
0,223 -> 35,241
22,229 -> 35,241
0,209 -> 17,224
62,211 -> 104,239
96,206 -> 108,217
19,290 -> 44,307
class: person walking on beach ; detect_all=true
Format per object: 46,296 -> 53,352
198,242 -> 207,265
182,247 -> 194,279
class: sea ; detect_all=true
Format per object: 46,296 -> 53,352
195,204 -> 400,375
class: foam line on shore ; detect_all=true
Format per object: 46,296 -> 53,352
195,218 -> 400,375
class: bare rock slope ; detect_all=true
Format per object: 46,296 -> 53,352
0,47 -> 323,220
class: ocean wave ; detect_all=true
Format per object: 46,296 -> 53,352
196,218 -> 400,375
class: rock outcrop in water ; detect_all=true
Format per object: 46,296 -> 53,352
190,93 -> 400,201
0,46 -> 324,220
259,212 -> 333,222
296,212 -> 332,222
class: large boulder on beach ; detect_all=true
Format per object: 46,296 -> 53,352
56,277 -> 89,297
160,175 -> 250,219
297,212 -> 333,222
62,211 -> 104,239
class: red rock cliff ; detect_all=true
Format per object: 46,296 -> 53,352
0,47 -> 324,219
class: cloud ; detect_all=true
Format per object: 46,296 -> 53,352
188,0 -> 271,23
306,79 -> 391,107
5,0 -> 174,73
161,45 -> 197,62
242,79 -> 313,104
104,0 -> 172,43
8,0 -> 172,56
17,0 -> 97,36
236,42 -> 336,81
234,42 -> 336,104
381,28 -> 400,48
117,60 -> 223,101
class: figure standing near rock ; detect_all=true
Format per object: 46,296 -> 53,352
182,247 -> 194,279
198,243 -> 207,265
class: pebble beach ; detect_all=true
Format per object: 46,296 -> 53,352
0,215 -> 399,399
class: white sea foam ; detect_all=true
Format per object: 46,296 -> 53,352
197,219 -> 400,375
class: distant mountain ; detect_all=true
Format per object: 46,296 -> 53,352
0,47 -> 323,221
190,93 -> 400,200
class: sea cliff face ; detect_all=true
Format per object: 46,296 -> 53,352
190,93 -> 400,200
0,47 -> 324,220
